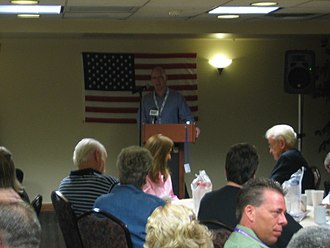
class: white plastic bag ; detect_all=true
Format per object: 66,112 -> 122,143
282,167 -> 304,217
191,170 -> 212,215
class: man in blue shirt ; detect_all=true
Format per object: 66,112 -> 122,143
139,66 -> 200,137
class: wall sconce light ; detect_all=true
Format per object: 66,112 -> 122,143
209,55 -> 232,75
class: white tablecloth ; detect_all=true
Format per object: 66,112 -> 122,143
173,198 -> 330,228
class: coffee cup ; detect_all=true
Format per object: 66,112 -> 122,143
312,190 -> 324,207
314,205 -> 327,224
305,189 -> 314,206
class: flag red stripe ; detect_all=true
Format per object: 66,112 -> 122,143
86,117 -> 136,124
135,63 -> 196,70
86,106 -> 196,114
135,74 -> 197,81
86,107 -> 138,113
135,53 -> 197,59
86,95 -> 139,102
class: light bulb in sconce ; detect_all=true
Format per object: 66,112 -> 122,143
209,55 -> 232,75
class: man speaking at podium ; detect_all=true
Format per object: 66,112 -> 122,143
138,66 -> 200,198
139,66 -> 200,137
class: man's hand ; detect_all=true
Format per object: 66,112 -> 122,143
196,127 -> 201,138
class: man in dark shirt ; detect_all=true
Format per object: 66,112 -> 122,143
265,124 -> 314,192
198,143 -> 302,248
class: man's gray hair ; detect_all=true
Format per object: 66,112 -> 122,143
73,138 -> 107,167
265,124 -> 297,148
0,201 -> 41,248
287,225 -> 330,248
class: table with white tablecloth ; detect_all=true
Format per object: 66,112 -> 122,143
172,196 -> 330,228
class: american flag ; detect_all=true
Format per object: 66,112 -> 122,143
82,52 -> 198,124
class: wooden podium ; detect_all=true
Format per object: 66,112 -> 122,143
142,124 -> 196,199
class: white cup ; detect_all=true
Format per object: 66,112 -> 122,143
314,205 -> 327,224
305,189 -> 314,206
312,190 -> 324,207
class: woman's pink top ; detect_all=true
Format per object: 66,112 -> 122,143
143,173 -> 178,200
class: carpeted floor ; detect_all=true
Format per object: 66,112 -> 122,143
39,211 -> 66,248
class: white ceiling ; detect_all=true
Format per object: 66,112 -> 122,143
1,0 -> 330,22
1,0 -> 330,38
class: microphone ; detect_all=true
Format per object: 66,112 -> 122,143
132,84 -> 150,94
149,108 -> 159,124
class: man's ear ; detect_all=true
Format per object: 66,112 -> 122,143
94,150 -> 101,162
244,205 -> 256,223
278,138 -> 287,150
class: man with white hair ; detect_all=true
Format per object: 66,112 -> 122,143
58,138 -> 119,216
265,124 -> 314,192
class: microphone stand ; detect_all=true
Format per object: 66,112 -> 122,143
132,86 -> 147,146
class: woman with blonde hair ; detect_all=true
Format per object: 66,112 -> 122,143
143,134 -> 178,200
0,146 -> 30,203
144,204 -> 214,248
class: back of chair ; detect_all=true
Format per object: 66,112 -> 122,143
199,220 -> 234,248
310,166 -> 321,189
31,194 -> 43,217
51,190 -> 83,248
77,208 -> 132,248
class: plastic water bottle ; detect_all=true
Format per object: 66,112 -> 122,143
288,177 -> 301,215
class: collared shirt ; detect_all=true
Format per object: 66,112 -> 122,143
138,88 -> 195,124
58,168 -> 119,216
224,224 -> 269,248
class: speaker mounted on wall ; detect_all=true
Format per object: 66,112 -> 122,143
284,50 -> 315,94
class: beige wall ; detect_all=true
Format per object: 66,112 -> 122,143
0,36 -> 328,203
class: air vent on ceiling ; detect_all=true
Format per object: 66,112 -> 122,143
67,6 -> 137,13
266,13 -> 319,20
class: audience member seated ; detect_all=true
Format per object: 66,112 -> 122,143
324,152 -> 330,197
287,226 -> 330,248
0,146 -> 30,203
143,134 -> 178,201
224,178 -> 288,248
94,146 -> 165,248
198,143 -> 301,248
0,201 -> 41,248
144,204 -> 213,248
265,124 -> 314,192
58,138 -> 119,216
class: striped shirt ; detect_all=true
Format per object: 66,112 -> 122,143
58,168 -> 119,217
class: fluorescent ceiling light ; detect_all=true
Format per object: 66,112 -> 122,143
209,6 -> 279,14
0,5 -> 62,14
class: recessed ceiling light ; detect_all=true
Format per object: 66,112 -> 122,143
217,15 -> 239,19
17,14 -> 40,18
209,6 -> 279,14
251,2 -> 278,7
11,0 -> 39,4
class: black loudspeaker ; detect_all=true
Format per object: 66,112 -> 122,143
284,50 -> 315,94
